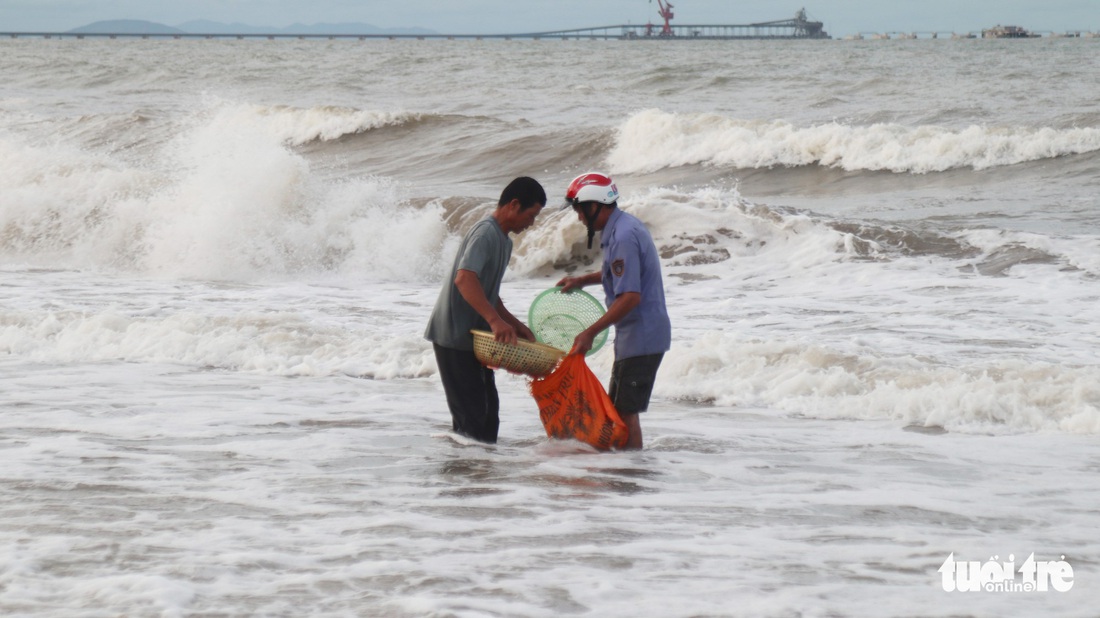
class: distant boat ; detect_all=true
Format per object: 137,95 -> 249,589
982,25 -> 1039,38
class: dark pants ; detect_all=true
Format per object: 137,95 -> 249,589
433,344 -> 499,444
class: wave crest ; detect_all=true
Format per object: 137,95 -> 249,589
659,331 -> 1100,435
608,109 -> 1100,174
209,102 -> 424,146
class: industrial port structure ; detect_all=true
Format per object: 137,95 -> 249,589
539,6 -> 830,40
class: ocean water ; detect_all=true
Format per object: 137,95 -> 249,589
2,38 -> 1099,616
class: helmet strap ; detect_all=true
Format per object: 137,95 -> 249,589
581,203 -> 603,249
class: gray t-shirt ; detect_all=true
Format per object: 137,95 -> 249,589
424,217 -> 512,351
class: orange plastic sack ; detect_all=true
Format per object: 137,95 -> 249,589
529,354 -> 629,451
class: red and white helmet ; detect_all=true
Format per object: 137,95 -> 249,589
564,172 -> 619,207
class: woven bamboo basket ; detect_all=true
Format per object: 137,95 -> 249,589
470,330 -> 565,377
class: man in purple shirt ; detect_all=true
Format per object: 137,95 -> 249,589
557,172 -> 671,450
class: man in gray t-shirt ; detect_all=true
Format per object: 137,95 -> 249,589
425,177 -> 546,443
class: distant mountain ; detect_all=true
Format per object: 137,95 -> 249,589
69,19 -> 437,36
175,20 -> 268,35
275,22 -> 437,36
69,20 -> 185,34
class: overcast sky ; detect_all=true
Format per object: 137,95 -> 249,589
1,1 -> 1096,37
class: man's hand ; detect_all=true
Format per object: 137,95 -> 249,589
569,327 -> 596,356
557,271 -> 601,293
516,323 -> 536,342
489,317 -> 518,345
556,276 -> 581,293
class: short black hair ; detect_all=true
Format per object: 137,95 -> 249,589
498,176 -> 547,210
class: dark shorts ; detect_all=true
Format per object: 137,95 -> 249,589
609,353 -> 663,415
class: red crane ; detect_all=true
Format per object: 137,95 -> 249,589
656,0 -> 675,36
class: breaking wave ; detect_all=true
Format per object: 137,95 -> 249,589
203,102 -> 427,145
608,109 -> 1100,174
658,332 -> 1100,435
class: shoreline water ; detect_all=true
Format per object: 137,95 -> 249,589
2,359 -> 1097,616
